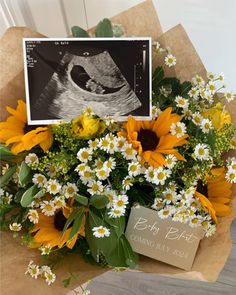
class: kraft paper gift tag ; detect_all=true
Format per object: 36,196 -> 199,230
0,2 -> 235,295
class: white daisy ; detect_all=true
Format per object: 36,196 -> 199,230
152,106 -> 162,119
113,194 -> 128,210
46,179 -> 61,195
189,215 -> 203,227
155,167 -> 171,185
218,72 -> 224,81
170,122 -> 187,138
63,182 -> 78,198
207,72 -> 215,80
144,167 -> 156,183
75,163 -> 87,174
175,96 -> 189,109
188,87 -> 199,99
152,198 -> 165,210
194,143 -> 211,161
32,173 -> 47,188
80,167 -> 94,184
182,108 -> 193,120
108,207 -> 125,218
96,167 -> 110,180
94,159 -> 104,170
122,143 -> 137,160
25,153 -> 39,167
53,196 -> 66,209
87,181 -> 104,195
46,164 -> 58,178
9,222 -> 22,232
98,137 -> 110,151
92,226 -> 110,238
88,139 -> 99,150
44,270 -> 56,285
25,261 -> 40,279
104,157 -> 116,171
225,169 -> 236,183
122,176 -> 133,191
158,207 -> 173,219
28,209 -> 39,224
206,81 -> 216,94
117,136 -> 127,149
227,158 -> 236,171
200,118 -> 213,133
107,140 -> 118,154
164,54 -> 176,67
104,115 -> 114,127
205,92 -> 214,104
165,154 -> 177,169
77,148 -> 93,163
224,91 -> 235,102
1,191 -> 13,205
40,201 -> 56,216
128,161 -> 142,177
192,75 -> 205,86
40,245 -> 51,255
163,188 -> 178,204
205,224 -> 217,237
192,112 -> 203,126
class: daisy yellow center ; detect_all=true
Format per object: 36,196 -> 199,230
137,129 -> 159,152
67,187 -> 75,194
232,164 -> 236,170
92,184 -> 99,191
45,204 -> 53,211
175,126 -> 182,134
124,179 -> 131,185
163,210 -> 169,215
37,176 -> 44,183
107,161 -> 113,168
84,171 -> 92,178
102,139 -> 109,147
179,99 -> 185,105
117,200 -> 124,207
125,148 -> 133,155
96,161 -> 103,169
192,218 -> 198,224
130,165 -> 137,172
50,184 -> 57,191
205,123 -> 210,129
168,58 -> 173,63
199,148 -> 205,155
98,228 -> 105,234
98,170 -> 106,176
108,194 -> 113,202
31,212 -> 37,218
194,117 -> 201,123
55,200 -> 63,207
157,172 -> 165,180
165,193 -> 173,200
229,173 -> 235,179
82,151 -> 89,159
202,221 -> 209,227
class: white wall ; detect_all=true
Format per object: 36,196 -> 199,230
0,0 -> 235,92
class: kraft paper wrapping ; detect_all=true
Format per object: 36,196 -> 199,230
0,1 -> 235,294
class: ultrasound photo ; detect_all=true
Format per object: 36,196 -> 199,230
23,38 -> 152,125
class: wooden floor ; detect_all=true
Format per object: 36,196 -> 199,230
77,220 -> 236,295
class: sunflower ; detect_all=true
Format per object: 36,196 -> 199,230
118,107 -> 188,167
195,167 -> 233,223
0,100 -> 53,154
31,206 -> 85,249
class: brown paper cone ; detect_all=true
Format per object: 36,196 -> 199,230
0,1 -> 235,294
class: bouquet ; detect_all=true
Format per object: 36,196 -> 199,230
0,1 -> 235,290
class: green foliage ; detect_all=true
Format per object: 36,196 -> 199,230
18,161 -> 32,187
68,207 -> 86,241
71,26 -> 90,38
0,145 -> 16,161
74,194 -> 88,206
20,185 -> 40,207
89,194 -> 109,209
0,165 -> 17,188
95,18 -> 113,37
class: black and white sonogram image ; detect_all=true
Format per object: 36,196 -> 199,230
23,38 -> 151,124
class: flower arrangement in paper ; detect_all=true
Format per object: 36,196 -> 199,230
0,18 -> 235,286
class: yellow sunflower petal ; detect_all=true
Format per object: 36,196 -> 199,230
6,100 -> 27,123
209,202 -> 231,216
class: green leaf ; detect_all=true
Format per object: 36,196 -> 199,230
90,194 -> 109,209
34,189 -> 46,199
181,81 -> 192,96
19,161 -> 32,187
74,194 -> 88,206
14,188 -> 28,203
0,145 -> 16,161
152,66 -> 164,86
62,208 -> 80,234
62,277 -> 71,288
20,185 -> 39,207
160,77 -> 181,95
95,18 -> 113,37
120,235 -> 138,268
69,207 -> 85,241
71,26 -> 90,38
105,215 -> 126,237
0,165 -> 17,188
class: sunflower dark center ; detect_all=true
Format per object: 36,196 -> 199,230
54,210 -> 68,231
197,180 -> 208,197
137,129 -> 159,152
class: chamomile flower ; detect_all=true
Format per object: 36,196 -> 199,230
96,168 -> 110,180
192,112 -> 203,126
128,161 -> 142,177
80,167 -> 94,184
77,148 -> 93,163
224,91 -> 235,102
155,167 -> 171,185
92,226 -> 110,238
107,140 -> 118,154
152,198 -> 165,210
188,87 -> 199,99
40,245 -> 51,255
87,181 -> 104,195
175,96 -> 189,109
53,196 -> 66,209
44,270 -> 56,285
46,164 -> 57,178
207,72 -> 215,80
104,115 -> 114,127
165,154 -> 177,169
194,144 -> 211,161
182,108 -> 193,120
88,138 -> 99,150
170,122 -> 187,138
117,136 -> 127,149
29,198 -> 41,208
164,54 -> 176,67
46,179 -> 61,195
28,209 -> 39,224
0,192 -> 13,205
94,159 -> 104,170
158,207 -> 173,219
98,137 -> 110,151
9,222 -> 22,232
205,92 -> 214,104
25,153 -> 39,167
63,182 -> 78,198
189,215 -> 203,227
113,194 -> 128,210
40,201 -> 56,216
218,72 -> 224,81
122,143 -> 137,160
163,189 -> 178,204
205,224 -> 216,237
104,157 -> 116,171
122,176 -> 133,191
152,105 -> 162,119
144,167 -> 156,183
227,158 -> 236,171
225,169 -> 236,183
207,81 -> 216,94
104,188 -> 118,208
108,207 -> 125,218
192,75 -> 205,86
32,173 -> 47,188
25,261 -> 40,279
200,118 -> 213,133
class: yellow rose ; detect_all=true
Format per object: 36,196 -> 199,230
71,114 -> 106,139
202,102 -> 231,129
